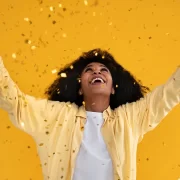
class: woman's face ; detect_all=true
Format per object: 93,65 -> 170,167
80,62 -> 114,98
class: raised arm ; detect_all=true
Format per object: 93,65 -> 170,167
0,56 -> 66,136
122,66 -> 180,142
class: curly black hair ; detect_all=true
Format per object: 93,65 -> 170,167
44,48 -> 149,110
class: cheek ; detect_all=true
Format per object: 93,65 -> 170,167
80,76 -> 88,89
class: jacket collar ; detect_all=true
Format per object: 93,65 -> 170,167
76,105 -> 112,120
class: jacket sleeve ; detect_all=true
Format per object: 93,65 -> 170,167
0,57 -> 66,136
123,66 -> 180,142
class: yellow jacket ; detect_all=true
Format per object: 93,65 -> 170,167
0,57 -> 180,180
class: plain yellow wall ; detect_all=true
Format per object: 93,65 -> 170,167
0,0 -> 180,179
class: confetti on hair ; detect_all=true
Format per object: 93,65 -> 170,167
56,88 -> 60,94
70,65 -> 73,69
77,78 -> 81,83
60,73 -> 67,77
82,101 -> 85,106
102,55 -> 105,59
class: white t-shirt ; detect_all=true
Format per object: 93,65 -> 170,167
73,111 -> 113,180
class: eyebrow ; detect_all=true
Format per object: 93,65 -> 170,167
85,64 -> 107,69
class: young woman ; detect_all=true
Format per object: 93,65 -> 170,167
0,48 -> 179,180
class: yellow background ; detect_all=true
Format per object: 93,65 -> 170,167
0,0 -> 180,179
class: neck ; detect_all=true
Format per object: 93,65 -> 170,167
84,95 -> 110,112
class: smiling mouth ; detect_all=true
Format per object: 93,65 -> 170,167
90,77 -> 106,85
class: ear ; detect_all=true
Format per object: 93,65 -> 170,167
111,87 -> 115,95
79,89 -> 83,95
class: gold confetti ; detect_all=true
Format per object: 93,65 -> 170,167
58,3 -> 62,8
84,0 -> 88,5
93,12 -> 96,16
62,33 -> 67,38
78,78 -> 81,83
57,89 -> 60,94
24,17 -> 29,21
60,73 -> 67,77
40,8 -> 43,12
82,101 -> 85,106
51,69 -> 57,74
49,6 -> 54,11
95,52 -> 98,56
116,84 -> 118,88
39,143 -> 44,146
102,55 -> 105,59
31,46 -> 36,50
70,65 -> 73,69
20,122 -> 25,127
109,22 -> 113,26
12,53 -> 16,59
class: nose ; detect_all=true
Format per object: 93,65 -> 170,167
93,69 -> 101,74
93,70 -> 101,74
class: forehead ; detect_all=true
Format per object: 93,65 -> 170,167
85,62 -> 107,68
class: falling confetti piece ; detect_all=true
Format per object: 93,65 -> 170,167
95,52 -> 98,56
25,39 -> 31,44
84,0 -> 88,5
109,22 -> 113,26
52,69 -> 57,74
62,33 -> 67,38
40,8 -> 43,12
59,3 -> 62,8
24,17 -> 29,21
93,12 -> 96,16
116,84 -> 118,88
31,46 -> 36,50
50,6 -> 54,11
60,73 -> 67,77
12,53 -> 16,59
102,55 -> 105,59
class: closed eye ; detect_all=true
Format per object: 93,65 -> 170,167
101,68 -> 109,72
84,67 -> 93,72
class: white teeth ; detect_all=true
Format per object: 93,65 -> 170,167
91,78 -> 104,84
